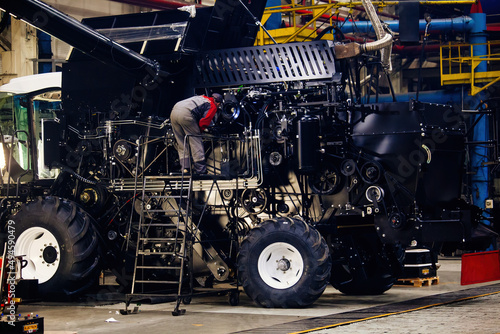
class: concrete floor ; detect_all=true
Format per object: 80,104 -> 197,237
9,257 -> 500,334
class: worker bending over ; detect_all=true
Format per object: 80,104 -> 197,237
170,93 -> 223,174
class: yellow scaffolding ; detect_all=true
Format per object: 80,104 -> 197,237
440,42 -> 500,96
256,0 -> 338,45
256,0 -> 477,46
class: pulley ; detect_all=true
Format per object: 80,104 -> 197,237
360,161 -> 383,184
79,187 -> 99,207
241,188 -> 268,214
269,151 -> 283,166
222,189 -> 235,201
113,139 -> 134,161
309,167 -> 343,195
341,159 -> 356,176
365,185 -> 384,202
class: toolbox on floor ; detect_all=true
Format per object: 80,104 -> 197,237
0,316 -> 44,334
401,249 -> 437,278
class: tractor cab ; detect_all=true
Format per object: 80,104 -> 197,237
0,72 -> 61,188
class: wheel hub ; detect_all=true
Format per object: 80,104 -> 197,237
257,242 -> 304,289
42,245 -> 58,264
277,258 -> 291,271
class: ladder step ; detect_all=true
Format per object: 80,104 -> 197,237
138,228 -> 187,233
143,208 -> 189,211
136,266 -> 182,270
138,223 -> 180,227
127,293 -> 179,298
138,251 -> 178,255
135,280 -> 180,284
143,209 -> 183,213
141,215 -> 188,220
143,211 -> 185,214
139,237 -> 180,242
138,227 -> 186,232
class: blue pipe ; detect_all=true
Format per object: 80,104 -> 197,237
469,13 -> 488,72
339,16 -> 474,35
265,0 -> 282,30
468,11 -> 489,216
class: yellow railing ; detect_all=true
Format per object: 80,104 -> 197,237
440,41 -> 500,95
256,0 -> 477,46
256,0 -> 340,45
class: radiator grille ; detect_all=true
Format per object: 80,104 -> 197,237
194,40 -> 336,87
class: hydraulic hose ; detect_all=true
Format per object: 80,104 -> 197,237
362,0 -> 384,40
362,33 -> 393,52
360,0 -> 393,72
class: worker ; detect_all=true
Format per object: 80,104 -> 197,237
170,93 -> 223,174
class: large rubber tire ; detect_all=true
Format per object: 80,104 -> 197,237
12,197 -> 100,299
238,217 -> 331,308
329,234 -> 404,295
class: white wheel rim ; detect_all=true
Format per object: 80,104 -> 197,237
257,242 -> 304,289
15,227 -> 61,284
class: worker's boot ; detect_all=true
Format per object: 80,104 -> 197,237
193,160 -> 207,174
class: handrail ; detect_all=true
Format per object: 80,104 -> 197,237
440,41 -> 500,95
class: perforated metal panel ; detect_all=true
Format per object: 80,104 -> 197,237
194,40 -> 336,88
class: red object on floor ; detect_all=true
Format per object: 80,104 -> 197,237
461,250 -> 500,285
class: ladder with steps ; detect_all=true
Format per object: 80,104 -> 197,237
122,133 -> 254,315
126,134 -> 195,315
128,172 -> 194,315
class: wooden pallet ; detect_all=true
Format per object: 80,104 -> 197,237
396,276 -> 440,287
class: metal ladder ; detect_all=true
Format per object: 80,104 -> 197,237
122,133 -> 255,314
128,166 -> 194,315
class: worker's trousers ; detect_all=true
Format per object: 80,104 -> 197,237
170,107 -> 207,174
